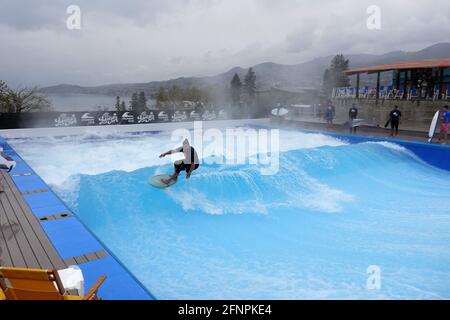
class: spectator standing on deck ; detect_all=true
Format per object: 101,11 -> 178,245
438,105 -> 450,144
348,103 -> 358,134
324,100 -> 335,125
388,105 -> 402,137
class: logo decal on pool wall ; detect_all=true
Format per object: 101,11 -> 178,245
81,113 -> 95,126
54,113 -> 77,127
137,111 -> 155,123
121,112 -> 135,124
170,121 -> 280,175
98,112 -> 119,125
0,109 -> 252,129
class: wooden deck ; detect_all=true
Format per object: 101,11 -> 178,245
0,170 -> 66,270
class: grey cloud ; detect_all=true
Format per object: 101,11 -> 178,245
0,0 -> 449,87
0,0 -> 190,29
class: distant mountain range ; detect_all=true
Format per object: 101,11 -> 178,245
42,42 -> 450,96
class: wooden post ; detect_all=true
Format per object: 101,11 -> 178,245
403,70 -> 408,99
396,70 -> 400,90
356,73 -> 360,99
375,71 -> 380,104
439,68 -> 444,99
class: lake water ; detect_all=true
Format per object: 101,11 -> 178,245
46,93 -> 131,111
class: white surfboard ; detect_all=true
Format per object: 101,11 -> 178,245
148,174 -> 177,189
428,111 -> 440,143
345,118 -> 366,128
271,108 -> 289,116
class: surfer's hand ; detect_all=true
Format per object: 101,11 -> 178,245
159,153 -> 165,158
186,172 -> 191,179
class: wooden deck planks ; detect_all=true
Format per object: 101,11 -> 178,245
0,170 -> 66,270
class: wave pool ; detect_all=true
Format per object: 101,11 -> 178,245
8,128 -> 450,299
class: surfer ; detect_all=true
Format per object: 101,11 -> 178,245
438,105 -> 450,144
348,104 -> 358,133
159,138 -> 199,185
388,105 -> 402,137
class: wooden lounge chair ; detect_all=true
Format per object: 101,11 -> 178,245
0,267 -> 106,300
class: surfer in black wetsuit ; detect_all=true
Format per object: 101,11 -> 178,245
159,138 -> 199,185
348,104 -> 358,134
388,105 -> 402,137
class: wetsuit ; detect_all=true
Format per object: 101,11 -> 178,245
389,109 -> 402,133
348,107 -> 359,133
349,107 -> 358,120
174,146 -> 199,174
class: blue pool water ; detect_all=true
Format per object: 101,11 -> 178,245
8,129 -> 450,299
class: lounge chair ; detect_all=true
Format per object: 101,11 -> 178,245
408,86 -> 419,100
394,86 -> 405,99
378,86 -> 386,99
385,85 -> 394,99
358,86 -> 368,99
367,88 -> 377,99
334,87 -> 346,98
0,267 -> 106,300
432,85 -> 440,101
444,85 -> 450,100
346,87 -> 356,98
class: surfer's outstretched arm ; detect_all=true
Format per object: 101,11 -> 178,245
159,147 -> 181,158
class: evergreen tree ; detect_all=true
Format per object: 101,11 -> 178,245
137,91 -> 147,112
130,92 -> 139,112
120,101 -> 126,111
156,87 -> 167,106
115,96 -> 121,112
0,80 -> 9,111
322,69 -> 332,97
244,68 -> 256,99
230,73 -> 242,105
322,54 -> 350,97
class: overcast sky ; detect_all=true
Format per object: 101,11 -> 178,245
1,0 -> 449,87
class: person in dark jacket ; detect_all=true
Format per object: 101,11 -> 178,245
324,101 -> 335,125
388,105 -> 402,137
348,104 -> 358,133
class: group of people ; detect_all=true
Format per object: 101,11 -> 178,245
343,103 -> 450,142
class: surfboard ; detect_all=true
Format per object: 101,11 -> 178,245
271,108 -> 289,116
345,118 -> 366,128
148,174 -> 177,189
428,110 -> 440,143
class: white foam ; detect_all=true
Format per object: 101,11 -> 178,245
8,128 -> 346,187
165,158 -> 354,215
363,141 -> 408,152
